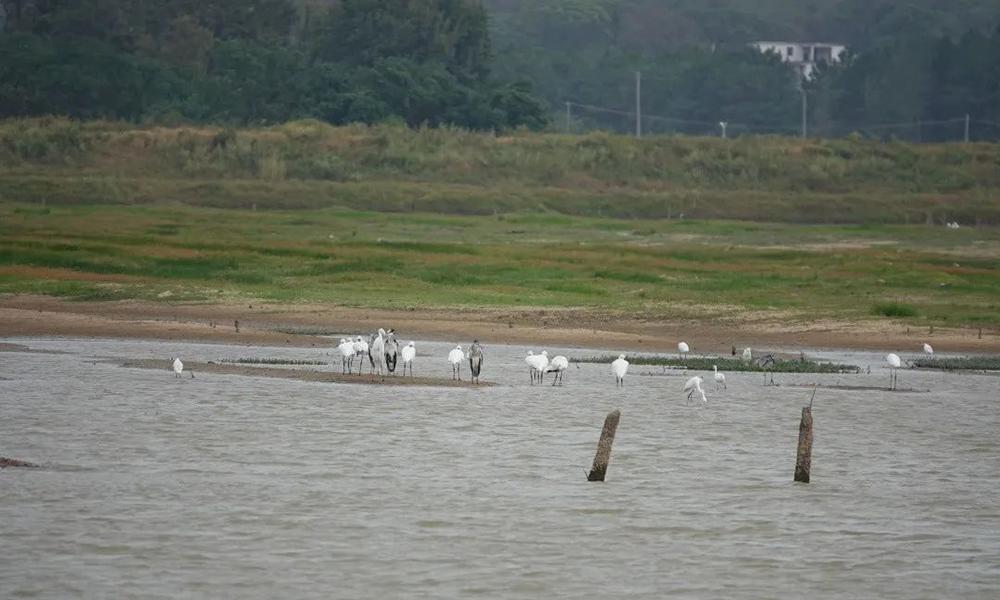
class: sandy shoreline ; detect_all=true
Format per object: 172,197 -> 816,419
116,358 -> 493,388
1,295 -> 997,354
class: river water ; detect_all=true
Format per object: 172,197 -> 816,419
2,337 -> 998,599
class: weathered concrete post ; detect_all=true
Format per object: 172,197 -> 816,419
794,405 -> 814,483
587,409 -> 621,482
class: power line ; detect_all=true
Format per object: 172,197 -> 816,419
565,100 -> 995,141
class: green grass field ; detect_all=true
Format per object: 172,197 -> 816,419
2,202 -> 998,327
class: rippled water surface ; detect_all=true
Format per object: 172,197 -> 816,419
2,337 -> 999,599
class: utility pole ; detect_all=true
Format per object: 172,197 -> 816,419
635,71 -> 642,138
565,102 -> 571,133
964,113 -> 970,143
800,86 -> 808,139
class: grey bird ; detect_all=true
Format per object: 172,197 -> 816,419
468,340 -> 484,384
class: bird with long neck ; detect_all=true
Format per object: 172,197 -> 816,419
886,353 -> 902,390
546,355 -> 569,386
468,341 -> 484,384
611,354 -> 629,388
683,375 -> 707,403
448,345 -> 465,380
712,365 -> 726,391
401,341 -> 416,376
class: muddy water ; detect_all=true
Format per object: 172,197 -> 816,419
2,337 -> 998,599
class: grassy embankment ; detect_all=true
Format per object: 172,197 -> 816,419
2,202 -> 999,327
1,118 -> 999,328
2,117 -> 1000,223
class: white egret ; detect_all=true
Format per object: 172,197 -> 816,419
683,375 -> 707,403
525,351 -> 537,384
401,341 -> 416,376
886,353 -> 902,390
678,341 -> 690,360
712,365 -> 726,391
922,343 -> 934,355
353,336 -> 368,374
448,345 -> 465,380
611,354 -> 629,387
546,355 -> 569,386
338,338 -> 354,373
172,357 -> 184,378
531,351 -> 550,385
368,329 -> 387,380
742,347 -> 752,363
468,341 -> 484,384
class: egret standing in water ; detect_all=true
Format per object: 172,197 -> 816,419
526,351 -> 549,385
923,343 -> 934,355
525,351 -> 537,384
401,341 -> 416,376
683,375 -> 707,403
448,345 -> 465,380
338,338 -> 354,374
172,357 -> 184,378
469,340 -> 484,384
712,365 -> 726,391
546,355 -> 569,386
678,341 -> 690,360
611,354 -> 629,387
886,353 -> 902,390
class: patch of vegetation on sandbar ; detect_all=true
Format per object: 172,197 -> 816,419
911,356 -> 1000,371
571,355 -> 859,374
220,357 -> 327,366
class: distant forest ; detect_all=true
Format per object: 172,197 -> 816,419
2,0 -> 1000,139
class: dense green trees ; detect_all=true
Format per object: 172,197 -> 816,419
1,0 -> 999,138
0,0 -> 546,129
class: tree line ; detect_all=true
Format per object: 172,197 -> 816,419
0,0 -> 547,130
1,0 -> 999,139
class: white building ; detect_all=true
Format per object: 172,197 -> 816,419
751,41 -> 847,79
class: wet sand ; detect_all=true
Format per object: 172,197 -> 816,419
1,295 -> 997,354
119,358 -> 494,388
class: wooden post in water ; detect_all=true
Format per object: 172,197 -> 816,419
794,391 -> 815,483
587,409 -> 621,482
0,457 -> 39,468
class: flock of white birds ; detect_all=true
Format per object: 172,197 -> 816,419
168,338 -> 938,396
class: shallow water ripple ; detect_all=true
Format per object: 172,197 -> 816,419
2,338 -> 999,599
